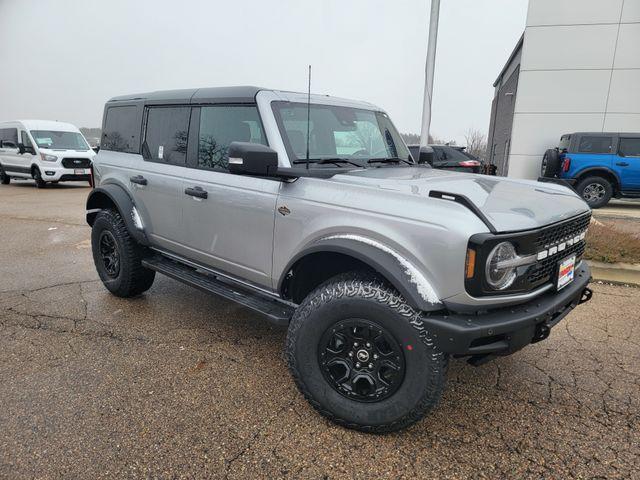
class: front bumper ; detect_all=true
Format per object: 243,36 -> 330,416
422,262 -> 592,359
41,166 -> 91,182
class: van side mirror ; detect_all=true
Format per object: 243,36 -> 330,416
418,146 -> 435,166
17,143 -> 26,154
228,142 -> 279,177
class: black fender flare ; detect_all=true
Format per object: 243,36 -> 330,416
574,167 -> 621,188
279,236 -> 443,312
86,184 -> 149,246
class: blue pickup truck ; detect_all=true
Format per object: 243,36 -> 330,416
539,132 -> 640,208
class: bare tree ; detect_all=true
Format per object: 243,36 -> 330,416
463,128 -> 487,161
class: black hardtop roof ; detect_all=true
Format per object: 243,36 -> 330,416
107,86 -> 265,105
566,132 -> 640,138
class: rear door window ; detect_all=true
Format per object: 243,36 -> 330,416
0,128 -> 18,148
619,138 -> 640,157
143,106 -> 191,166
578,136 -> 612,154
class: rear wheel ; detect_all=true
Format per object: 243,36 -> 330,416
286,272 -> 448,433
33,167 -> 46,188
91,209 -> 155,297
576,176 -> 612,209
0,166 -> 9,185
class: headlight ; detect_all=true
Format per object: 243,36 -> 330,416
485,242 -> 518,290
40,153 -> 58,162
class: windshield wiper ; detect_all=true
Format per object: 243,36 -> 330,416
293,158 -> 363,168
367,157 -> 413,165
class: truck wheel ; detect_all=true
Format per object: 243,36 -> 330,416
576,176 -> 612,209
33,167 -> 46,188
540,149 -> 561,177
0,166 -> 9,185
285,272 -> 448,433
91,209 -> 155,297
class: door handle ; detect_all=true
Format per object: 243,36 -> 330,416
185,186 -> 208,199
616,162 -> 629,167
130,175 -> 148,185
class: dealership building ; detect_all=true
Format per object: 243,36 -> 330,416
487,0 -> 640,178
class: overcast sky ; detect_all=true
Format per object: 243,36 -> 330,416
0,0 -> 527,143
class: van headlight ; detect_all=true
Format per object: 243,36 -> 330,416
40,153 -> 58,162
485,242 -> 518,290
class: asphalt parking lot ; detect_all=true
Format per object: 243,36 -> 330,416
1,181 -> 639,479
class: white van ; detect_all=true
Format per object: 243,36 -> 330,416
0,120 -> 95,187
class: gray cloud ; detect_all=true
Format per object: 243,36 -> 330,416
0,0 -> 526,143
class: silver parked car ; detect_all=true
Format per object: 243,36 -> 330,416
87,87 -> 593,433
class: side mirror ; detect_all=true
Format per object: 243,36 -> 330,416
228,142 -> 279,177
17,143 -> 26,154
93,146 -> 100,154
418,146 -> 435,166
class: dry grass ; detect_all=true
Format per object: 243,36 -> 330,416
584,221 -> 640,264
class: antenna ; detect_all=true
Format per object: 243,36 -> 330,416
305,65 -> 311,169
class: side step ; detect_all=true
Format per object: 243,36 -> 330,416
141,255 -> 294,326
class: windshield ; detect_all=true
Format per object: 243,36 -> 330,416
272,102 -> 412,166
30,130 -> 90,150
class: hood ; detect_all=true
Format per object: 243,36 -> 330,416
329,167 -> 589,232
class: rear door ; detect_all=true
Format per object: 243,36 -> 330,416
133,105 -> 191,250
617,136 -> 640,190
0,127 -> 22,174
574,134 -> 615,177
178,104 -> 278,289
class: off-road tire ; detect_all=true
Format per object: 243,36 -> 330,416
0,166 -> 9,185
576,176 -> 612,209
91,209 -> 155,297
285,272 -> 449,433
540,149 -> 561,177
33,167 -> 46,188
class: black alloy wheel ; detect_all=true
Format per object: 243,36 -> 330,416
99,230 -> 120,277
319,319 -> 405,402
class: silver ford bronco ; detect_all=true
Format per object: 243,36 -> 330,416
87,87 -> 593,432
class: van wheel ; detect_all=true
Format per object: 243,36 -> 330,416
91,209 -> 155,297
576,176 -> 612,209
33,168 -> 46,188
285,272 -> 448,433
0,167 -> 9,185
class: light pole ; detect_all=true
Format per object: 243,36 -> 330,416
420,0 -> 441,147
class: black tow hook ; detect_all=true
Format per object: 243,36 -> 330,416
579,287 -> 593,305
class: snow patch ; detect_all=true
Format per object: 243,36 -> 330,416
322,234 -> 440,304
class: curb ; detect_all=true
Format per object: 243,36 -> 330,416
587,260 -> 640,286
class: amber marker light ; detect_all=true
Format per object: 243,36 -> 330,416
465,248 -> 476,279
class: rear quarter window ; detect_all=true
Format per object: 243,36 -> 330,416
102,106 -> 141,154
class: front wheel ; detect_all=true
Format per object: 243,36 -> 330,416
91,209 -> 155,297
576,176 -> 612,209
33,167 -> 46,188
0,166 -> 9,185
285,272 -> 448,433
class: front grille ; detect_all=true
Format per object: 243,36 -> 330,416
62,158 -> 91,168
528,241 -> 586,284
534,213 -> 591,251
528,212 -> 591,286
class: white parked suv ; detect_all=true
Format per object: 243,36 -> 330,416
0,120 -> 95,188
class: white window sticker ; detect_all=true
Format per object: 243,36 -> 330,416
37,137 -> 53,145
158,145 -> 164,159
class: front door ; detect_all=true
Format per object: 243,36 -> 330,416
19,130 -> 37,175
616,137 -> 640,191
178,105 -> 278,289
